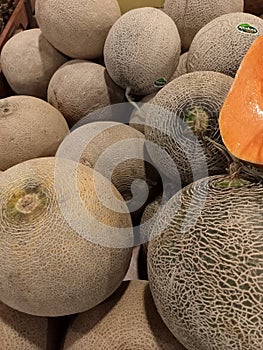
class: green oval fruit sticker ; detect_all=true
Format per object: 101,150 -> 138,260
237,23 -> 258,34
154,77 -> 167,88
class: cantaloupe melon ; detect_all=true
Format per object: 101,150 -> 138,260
187,12 -> 263,77
104,7 -> 181,95
129,92 -> 157,134
35,0 -> 121,59
0,29 -> 67,99
0,301 -> 48,349
147,174 -> 263,350
63,280 -> 186,349
0,157 -> 133,316
164,0 -> 244,51
169,52 -> 188,81
47,60 -> 125,126
56,121 -> 159,223
0,95 -> 69,171
144,71 -> 233,185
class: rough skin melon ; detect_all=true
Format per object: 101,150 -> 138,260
63,280 -> 186,350
187,12 -> 263,77
0,95 -> 69,171
164,0 -> 244,51
47,60 -> 125,126
144,71 -> 233,185
35,0 -> 121,59
0,29 -> 67,99
147,174 -> 263,350
0,157 -> 133,316
104,7 -> 181,95
0,301 -> 48,349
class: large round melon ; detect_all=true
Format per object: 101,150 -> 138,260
104,7 -> 181,95
148,174 -> 263,350
0,95 -> 69,171
0,301 -> 48,349
187,12 -> 263,77
0,157 -> 133,316
63,280 -> 186,350
144,71 -> 233,185
35,0 -> 121,59
47,60 -> 125,126
0,29 -> 67,99
164,0 -> 244,51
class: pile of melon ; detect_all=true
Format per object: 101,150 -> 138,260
0,0 -> 262,349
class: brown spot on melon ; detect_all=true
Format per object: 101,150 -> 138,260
63,280 -> 186,349
0,29 -> 67,99
104,7 -> 181,95
187,12 -> 263,77
35,0 -> 121,59
0,95 -> 69,171
47,60 -> 125,126
164,0 -> 244,51
0,157 -> 133,316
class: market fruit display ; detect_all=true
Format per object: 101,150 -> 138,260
63,280 -> 186,350
0,29 -> 67,99
35,0 -> 121,59
148,174 -> 262,350
104,7 -> 181,95
164,0 -> 244,51
219,35 -> 263,165
144,71 -> 234,184
0,157 -> 133,316
47,60 -> 125,126
187,12 -> 263,76
0,301 -> 48,349
0,95 -> 69,171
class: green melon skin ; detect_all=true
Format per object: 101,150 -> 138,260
147,174 -> 263,350
63,280 -> 186,350
164,0 -> 244,51
104,7 -> 181,95
144,71 -> 233,185
187,12 -> 263,77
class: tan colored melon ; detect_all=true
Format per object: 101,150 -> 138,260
0,95 -> 69,171
164,0 -> 244,51
148,174 -> 263,350
169,52 -> 188,81
0,29 -> 67,99
35,0 -> 121,59
47,60 -> 125,126
0,157 -> 133,316
63,280 -> 186,350
104,7 -> 181,95
0,301 -> 48,349
129,92 -> 157,134
144,71 -> 233,185
187,12 -> 263,77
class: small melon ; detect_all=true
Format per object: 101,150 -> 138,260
144,71 -> 233,185
187,12 -> 263,77
0,95 -> 69,171
63,280 -> 186,350
0,29 -> 67,99
47,60 -> 125,126
169,52 -> 188,81
104,7 -> 181,95
0,157 -> 133,316
148,174 -> 263,350
35,0 -> 121,59
129,92 -> 157,134
0,301 -> 48,349
164,0 -> 244,51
